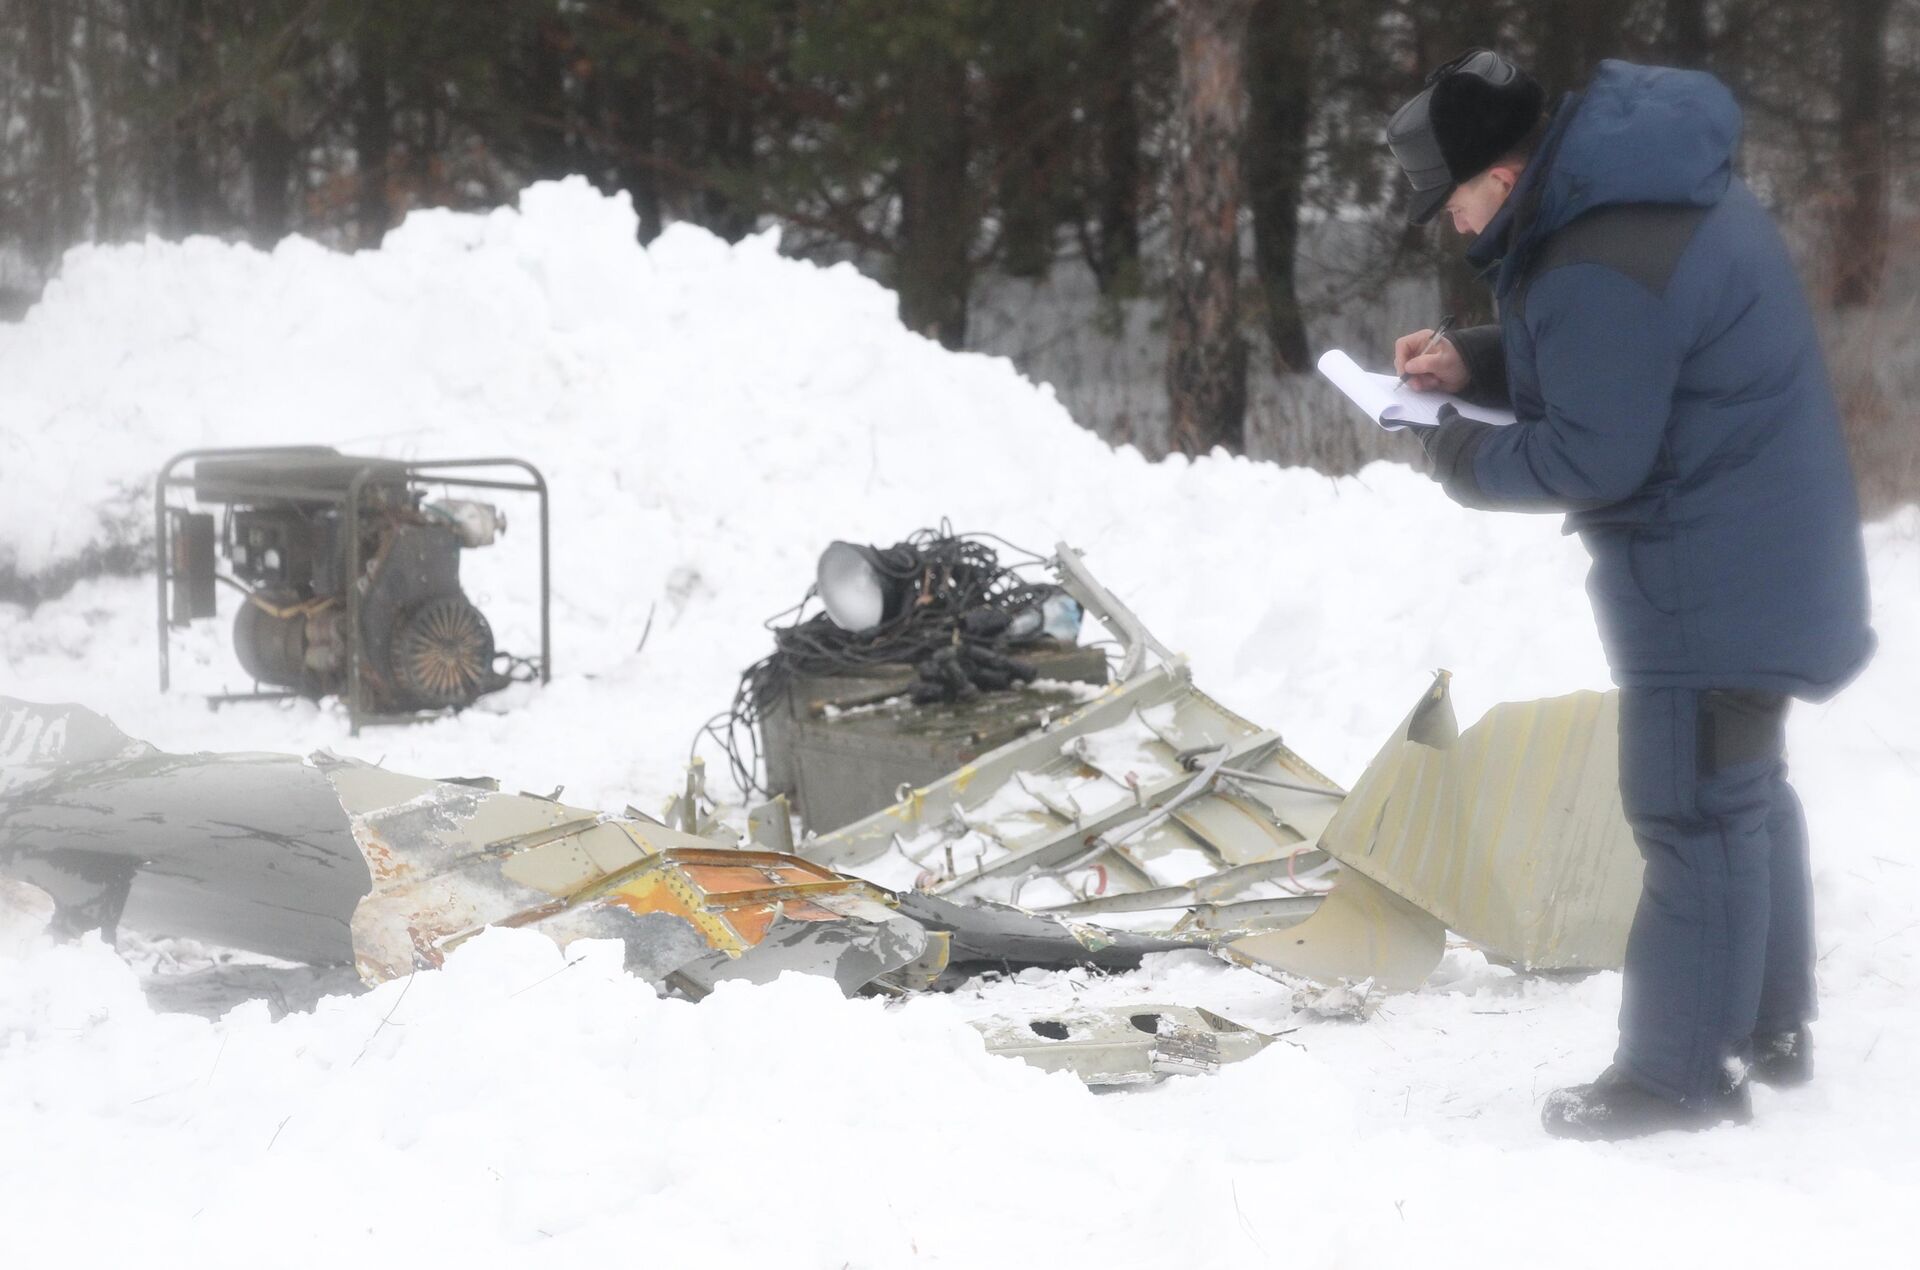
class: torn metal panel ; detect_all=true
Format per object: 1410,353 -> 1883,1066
1,698 -> 371,965
795,544 -> 1460,993
495,844 -> 934,998
976,1004 -> 1274,1086
0,698 -> 154,775
0,700 -> 936,997
1052,542 -> 1176,682
804,663 -> 1347,922
1221,865 -> 1446,992
803,545 -> 1643,991
1041,853 -> 1332,919
896,891 -> 1199,974
1316,674 -> 1642,971
318,755 -> 941,992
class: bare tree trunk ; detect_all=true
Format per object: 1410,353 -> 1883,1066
1531,0 -> 1635,97
700,33 -> 760,242
245,5 -> 297,250
402,23 -> 448,212
165,0 -> 218,237
1832,0 -> 1892,309
1663,0 -> 1711,67
83,0 -> 122,241
23,0 -> 80,270
1166,0 -> 1252,457
247,114 -> 294,246
354,21 -> 392,247
517,11 -> 576,182
611,57 -> 664,241
895,39 -> 973,349
991,61 -> 1059,280
1089,0 -> 1147,294
1245,0 -> 1311,373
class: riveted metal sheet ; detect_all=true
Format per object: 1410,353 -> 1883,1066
1318,675 -> 1641,971
1223,864 -> 1446,991
803,662 -> 1349,920
976,1003 -> 1276,1086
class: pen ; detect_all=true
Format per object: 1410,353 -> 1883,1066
1397,314 -> 1459,387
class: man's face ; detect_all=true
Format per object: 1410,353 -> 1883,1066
1444,165 -> 1520,236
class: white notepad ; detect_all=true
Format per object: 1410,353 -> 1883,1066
1316,349 -> 1518,431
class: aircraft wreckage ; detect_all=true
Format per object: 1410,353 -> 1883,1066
0,545 -> 1645,1086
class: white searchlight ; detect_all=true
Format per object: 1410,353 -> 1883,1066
817,541 -> 916,633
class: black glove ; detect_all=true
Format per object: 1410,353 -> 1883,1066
1423,403 -> 1498,508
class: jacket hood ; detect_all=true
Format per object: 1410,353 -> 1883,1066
1471,61 -> 1742,278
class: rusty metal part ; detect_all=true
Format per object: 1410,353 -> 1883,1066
0,699 -> 935,996
316,753 -> 939,994
390,596 -> 495,707
9,698 -> 1262,1004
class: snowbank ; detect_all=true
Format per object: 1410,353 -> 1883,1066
3,181 -> 1919,1267
0,180 -> 1614,789
4,929 -> 1916,1267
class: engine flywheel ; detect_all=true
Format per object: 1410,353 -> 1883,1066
390,596 -> 496,709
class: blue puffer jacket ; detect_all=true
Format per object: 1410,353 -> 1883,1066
1433,61 -> 1874,701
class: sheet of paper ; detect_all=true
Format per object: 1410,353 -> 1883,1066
1316,349 -> 1518,432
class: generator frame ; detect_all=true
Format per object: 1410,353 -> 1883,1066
156,446 -> 551,734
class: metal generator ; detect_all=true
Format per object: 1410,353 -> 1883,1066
156,447 -> 549,729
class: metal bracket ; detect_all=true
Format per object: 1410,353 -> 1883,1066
1051,541 -> 1176,681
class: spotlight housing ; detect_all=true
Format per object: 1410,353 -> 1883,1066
818,540 -> 917,633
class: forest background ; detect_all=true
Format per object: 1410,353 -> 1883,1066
2,0 -> 1914,507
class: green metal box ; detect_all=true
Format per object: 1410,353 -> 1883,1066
760,642 -> 1111,833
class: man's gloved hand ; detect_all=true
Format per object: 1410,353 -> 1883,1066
1422,403 -> 1499,508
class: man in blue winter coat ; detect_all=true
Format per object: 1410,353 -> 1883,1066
1385,51 -> 1875,1140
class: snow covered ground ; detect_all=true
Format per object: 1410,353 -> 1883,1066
3,180 -> 1918,1267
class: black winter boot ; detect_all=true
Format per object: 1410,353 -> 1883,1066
1750,1025 -> 1813,1087
1541,1064 -> 1752,1141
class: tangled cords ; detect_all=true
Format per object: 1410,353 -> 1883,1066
696,525 -> 1055,798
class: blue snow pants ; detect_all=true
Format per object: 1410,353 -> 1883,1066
1614,687 -> 1816,1108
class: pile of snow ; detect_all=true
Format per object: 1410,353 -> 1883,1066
0,179 -> 1606,797
3,180 -> 1919,1265
3,929 -> 1916,1265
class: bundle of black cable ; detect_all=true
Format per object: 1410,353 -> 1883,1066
703,528 -> 1052,799
911,609 -> 1040,704
757,533 -> 1048,702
